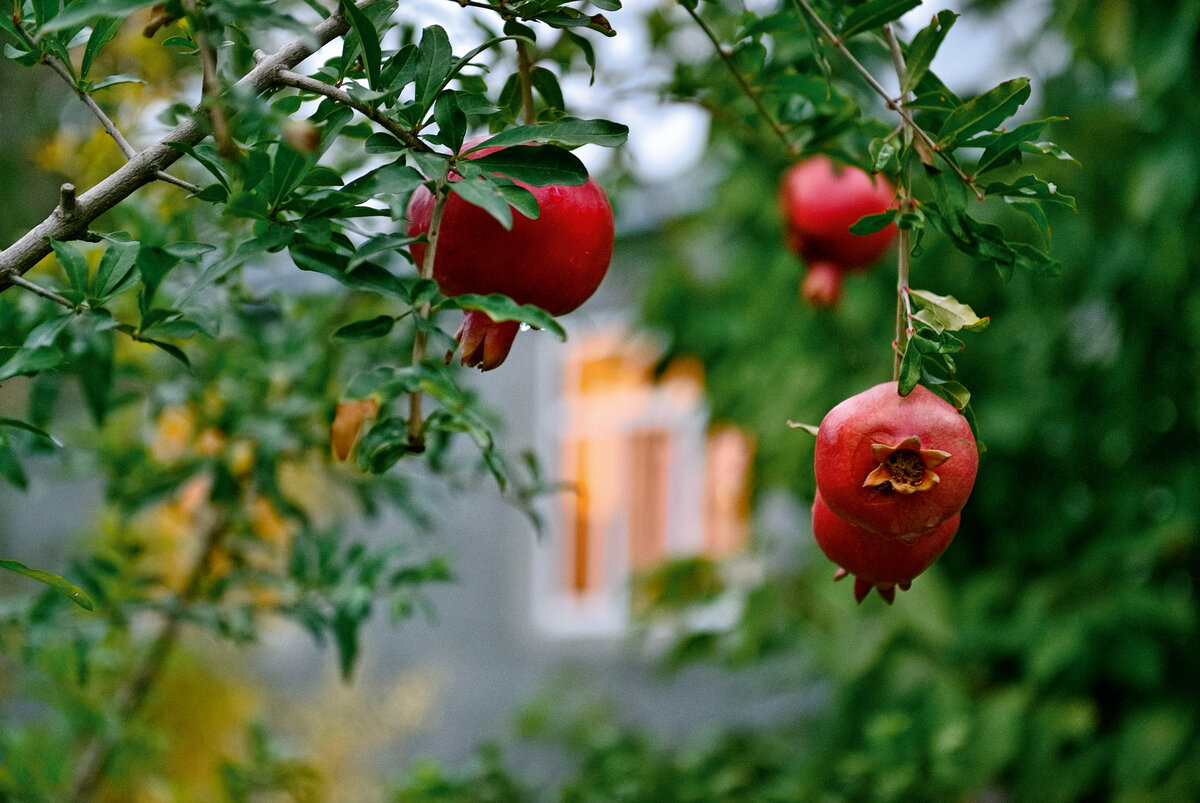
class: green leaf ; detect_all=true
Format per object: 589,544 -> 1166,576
849,211 -> 896,235
339,0 -> 382,89
839,0 -> 922,39
468,144 -> 588,187
0,435 -> 28,489
94,236 -> 140,299
902,10 -> 957,94
468,116 -> 628,151
897,341 -> 923,395
0,417 -> 61,446
908,289 -> 990,333
434,90 -> 467,153
167,141 -> 231,190
37,0 -> 158,34
983,175 -> 1078,210
968,117 -> 1065,175
81,17 -> 123,79
495,183 -> 540,219
364,132 -> 408,154
50,239 -> 89,292
0,346 -> 65,381
333,315 -> 398,341
448,174 -> 514,229
938,78 -> 1032,148
443,294 -> 567,341
414,25 -> 454,112
530,66 -> 565,113
0,559 -> 94,610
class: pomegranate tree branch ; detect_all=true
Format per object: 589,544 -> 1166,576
0,4 -> 365,289
68,512 -> 228,802
788,0 -> 983,199
682,2 -> 797,157
885,23 -> 915,378
268,65 -> 431,152
12,23 -> 201,193
515,40 -> 537,125
407,167 -> 452,452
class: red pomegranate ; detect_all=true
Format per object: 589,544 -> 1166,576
814,382 -> 978,537
812,492 -> 959,604
407,146 -> 614,370
778,155 -> 897,307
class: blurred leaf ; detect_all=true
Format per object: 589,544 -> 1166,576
333,315 -> 398,341
0,559 -> 94,610
36,0 -> 158,33
839,0 -> 922,39
469,117 -> 629,150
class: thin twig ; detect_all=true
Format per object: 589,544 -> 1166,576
885,23 -> 915,379
14,23 -> 201,193
0,5 -> 363,285
789,0 -> 984,199
2,271 -> 78,310
682,2 -> 797,157
407,168 -> 452,452
271,66 -> 431,151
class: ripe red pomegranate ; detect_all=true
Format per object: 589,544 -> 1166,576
778,155 -> 897,307
812,492 -> 959,604
814,382 -> 978,537
407,146 -> 614,370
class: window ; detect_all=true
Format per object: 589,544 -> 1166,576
531,325 -> 753,637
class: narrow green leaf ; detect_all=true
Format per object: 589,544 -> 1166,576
414,25 -> 454,111
0,346 -> 65,382
434,90 -> 466,153
938,78 -> 1032,148
448,174 -> 514,229
469,144 -> 588,187
333,315 -> 398,341
495,183 -> 540,219
81,17 -> 122,78
839,0 -> 922,39
0,559 -> 94,609
444,294 -> 567,341
50,239 -> 89,292
37,0 -> 158,33
340,0 -> 382,89
468,116 -> 628,151
786,421 -> 820,436
530,66 -> 565,114
849,211 -> 897,235
0,417 -> 60,446
94,237 -> 140,299
982,175 -> 1077,210
897,343 -> 923,395
0,435 -> 28,489
901,10 -> 957,94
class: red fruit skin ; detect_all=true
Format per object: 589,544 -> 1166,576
406,158 -> 614,317
812,492 -> 959,603
814,382 -> 978,537
779,155 -> 897,308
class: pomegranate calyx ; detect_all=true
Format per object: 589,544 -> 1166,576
862,435 -> 951,495
449,310 -> 521,371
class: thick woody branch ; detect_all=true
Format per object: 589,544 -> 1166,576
0,5 -> 364,289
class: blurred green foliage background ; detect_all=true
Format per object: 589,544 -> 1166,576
396,0 -> 1200,800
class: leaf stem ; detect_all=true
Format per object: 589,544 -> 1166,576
789,0 -> 984,199
682,2 -> 797,157
1,270 -> 78,310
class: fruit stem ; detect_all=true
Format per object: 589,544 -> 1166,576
408,164 -> 452,452
885,23 -> 915,381
516,40 -> 537,125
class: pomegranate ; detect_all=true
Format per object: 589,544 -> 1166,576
407,146 -> 614,370
812,492 -> 959,604
778,155 -> 897,307
814,382 -> 977,537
